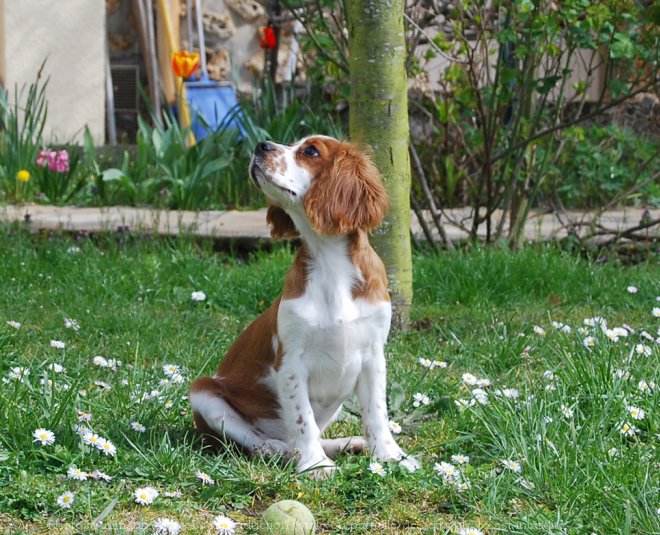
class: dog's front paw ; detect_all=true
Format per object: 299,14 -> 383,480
296,453 -> 337,479
306,463 -> 338,480
371,442 -> 406,463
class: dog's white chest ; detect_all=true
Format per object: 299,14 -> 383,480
277,296 -> 391,419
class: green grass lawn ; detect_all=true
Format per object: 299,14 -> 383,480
0,227 -> 658,534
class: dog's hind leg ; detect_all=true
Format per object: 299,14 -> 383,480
190,377 -> 287,456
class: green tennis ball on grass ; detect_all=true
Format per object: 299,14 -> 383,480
258,500 -> 316,535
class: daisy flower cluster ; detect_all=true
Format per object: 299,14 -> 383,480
81,429 -> 118,457
454,372 -> 494,410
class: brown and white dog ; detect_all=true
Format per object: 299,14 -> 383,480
190,136 -> 415,478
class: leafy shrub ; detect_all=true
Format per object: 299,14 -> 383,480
543,124 -> 659,209
0,71 -> 48,202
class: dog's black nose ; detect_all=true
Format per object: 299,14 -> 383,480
255,141 -> 276,155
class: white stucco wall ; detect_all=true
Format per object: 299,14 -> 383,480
0,0 -> 106,144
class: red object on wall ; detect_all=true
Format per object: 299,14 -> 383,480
260,26 -> 277,49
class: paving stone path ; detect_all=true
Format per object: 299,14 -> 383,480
1,204 -> 657,243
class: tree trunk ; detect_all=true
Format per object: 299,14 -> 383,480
347,0 -> 412,331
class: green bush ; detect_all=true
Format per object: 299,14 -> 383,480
544,124 -> 659,209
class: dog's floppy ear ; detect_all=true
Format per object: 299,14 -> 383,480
303,146 -> 389,235
266,204 -> 299,239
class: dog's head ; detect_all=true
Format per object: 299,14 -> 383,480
249,136 -> 388,238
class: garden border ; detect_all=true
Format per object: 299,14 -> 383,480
1,204 -> 656,245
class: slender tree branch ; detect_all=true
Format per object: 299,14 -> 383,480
409,141 -> 455,250
491,79 -> 659,164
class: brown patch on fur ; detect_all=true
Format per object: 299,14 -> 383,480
266,204 -> 299,239
282,245 -> 309,299
273,338 -> 285,370
190,300 -> 282,426
349,230 -> 390,302
300,140 -> 389,235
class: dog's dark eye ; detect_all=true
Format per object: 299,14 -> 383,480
301,145 -> 320,158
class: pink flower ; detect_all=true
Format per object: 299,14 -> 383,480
54,150 -> 70,173
36,149 -> 55,168
35,148 -> 70,173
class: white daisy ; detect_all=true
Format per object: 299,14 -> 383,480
48,363 -> 65,374
83,432 -> 102,448
98,438 -> 117,456
638,380 -> 656,393
431,360 -> 447,369
501,459 -> 522,472
399,457 -> 419,473
64,318 -> 80,331
471,388 -> 489,405
627,406 -> 645,420
561,404 -> 574,419
153,518 -> 182,535
131,421 -> 147,432
583,336 -> 596,348
191,291 -> 206,302
94,380 -> 112,391
213,515 -> 237,534
475,377 -> 491,388
89,470 -> 113,481
388,420 -> 402,434
8,366 -> 30,381
163,364 -> 179,376
418,357 -> 432,368
502,388 -> 519,399
134,486 -> 159,505
412,393 -> 430,407
613,368 -> 629,380
92,356 -> 108,367
454,399 -> 472,411
6,320 -> 21,329
458,529 -> 483,535
619,422 -> 639,436
455,480 -> 472,492
67,466 -> 88,481
451,454 -> 470,464
50,340 -> 65,349
195,470 -> 215,485
368,461 -> 387,477
33,428 -> 55,446
552,321 -> 571,333
171,373 -> 185,385
626,286 -> 638,294
652,307 -> 660,318
434,461 -> 460,480
635,344 -> 652,356
57,491 -> 75,509
461,373 -> 478,385
164,400 -> 174,409
533,325 -> 546,336
605,329 -> 621,342
77,410 -> 92,423
584,316 -> 608,331
607,447 -> 618,457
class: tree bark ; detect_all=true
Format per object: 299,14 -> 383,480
347,0 -> 412,331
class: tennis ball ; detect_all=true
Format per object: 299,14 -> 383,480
258,500 -> 316,535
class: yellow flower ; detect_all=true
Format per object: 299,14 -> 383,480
16,169 -> 30,182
